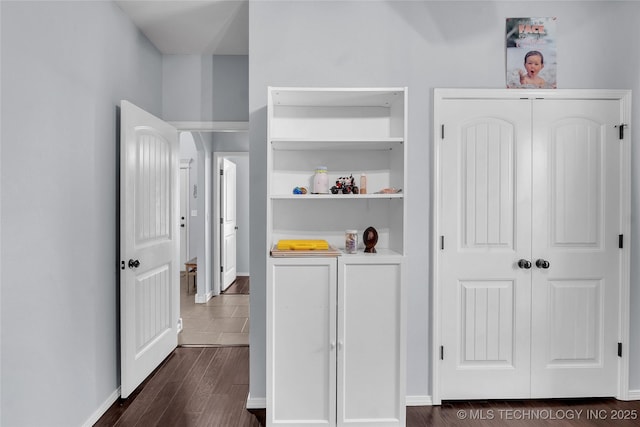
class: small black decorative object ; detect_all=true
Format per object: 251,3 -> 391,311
363,226 -> 378,253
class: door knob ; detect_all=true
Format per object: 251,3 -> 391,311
128,259 -> 140,269
536,259 -> 550,269
517,259 -> 532,269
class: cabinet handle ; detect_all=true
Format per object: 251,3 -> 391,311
330,342 -> 336,350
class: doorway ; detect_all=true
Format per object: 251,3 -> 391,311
432,89 -> 631,403
178,131 -> 250,346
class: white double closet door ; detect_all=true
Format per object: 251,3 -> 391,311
438,95 -> 623,399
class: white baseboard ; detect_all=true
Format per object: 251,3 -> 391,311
195,290 -> 214,304
237,272 -> 250,277
246,394 -> 266,409
245,394 -> 432,409
82,387 -> 120,427
627,390 -> 640,400
406,395 -> 432,406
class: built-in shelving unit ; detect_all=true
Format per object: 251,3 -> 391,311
266,87 -> 407,427
267,87 -> 407,254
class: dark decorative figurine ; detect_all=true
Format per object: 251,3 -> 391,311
363,226 -> 378,253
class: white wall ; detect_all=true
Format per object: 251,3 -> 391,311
248,0 -> 640,402
0,1 -> 163,426
212,55 -> 249,121
163,54 -> 248,122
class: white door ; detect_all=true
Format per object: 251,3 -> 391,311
438,96 -> 623,400
120,100 -> 179,399
179,166 -> 189,268
221,158 -> 237,291
438,99 -> 533,399
530,99 -> 620,397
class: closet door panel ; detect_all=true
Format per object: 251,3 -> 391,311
530,99 -> 620,398
438,99 -> 532,399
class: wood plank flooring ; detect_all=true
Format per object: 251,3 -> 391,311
95,346 -> 264,427
223,276 -> 250,294
97,344 -> 640,426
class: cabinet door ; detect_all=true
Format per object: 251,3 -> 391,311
267,257 -> 337,427
337,256 -> 405,427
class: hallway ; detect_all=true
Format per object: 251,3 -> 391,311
179,274 -> 250,346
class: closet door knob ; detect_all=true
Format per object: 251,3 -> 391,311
128,259 -> 140,269
536,259 -> 550,269
517,259 -> 532,269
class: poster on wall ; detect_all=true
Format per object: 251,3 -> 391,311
506,17 -> 557,89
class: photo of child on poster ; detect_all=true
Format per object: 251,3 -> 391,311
506,17 -> 557,89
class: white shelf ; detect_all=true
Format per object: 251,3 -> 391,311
270,87 -> 405,107
271,193 -> 403,200
270,137 -> 403,151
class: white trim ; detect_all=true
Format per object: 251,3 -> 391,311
170,121 -> 249,132
246,394 -> 267,409
245,395 -> 432,409
406,395 -> 432,406
617,91 -> 632,401
627,390 -> 640,401
195,289 -> 214,304
432,88 -> 632,404
81,387 -> 120,427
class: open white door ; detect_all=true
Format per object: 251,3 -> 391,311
120,100 -> 179,399
221,158 -> 237,291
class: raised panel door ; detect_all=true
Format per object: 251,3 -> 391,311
438,99 -> 533,399
530,99 -> 620,397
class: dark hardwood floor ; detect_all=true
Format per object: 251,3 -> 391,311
95,346 -> 264,427
97,344 -> 640,426
223,275 -> 250,294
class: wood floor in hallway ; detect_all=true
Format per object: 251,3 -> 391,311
96,343 -> 640,426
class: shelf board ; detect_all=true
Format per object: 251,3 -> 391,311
270,137 -> 403,151
270,193 -> 403,200
270,88 -> 404,107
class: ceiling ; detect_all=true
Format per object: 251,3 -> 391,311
115,0 -> 248,55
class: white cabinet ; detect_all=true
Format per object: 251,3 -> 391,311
267,256 -> 405,427
266,87 -> 407,426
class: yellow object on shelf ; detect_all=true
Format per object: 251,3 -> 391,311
276,239 -> 329,251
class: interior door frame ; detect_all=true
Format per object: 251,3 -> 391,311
431,88 -> 632,404
179,158 -> 193,268
213,151 -> 248,296
172,122 -> 248,304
